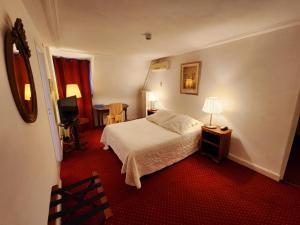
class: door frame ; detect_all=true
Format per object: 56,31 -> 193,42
35,41 -> 63,162
280,90 -> 300,179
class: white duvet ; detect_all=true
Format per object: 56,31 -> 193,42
100,118 -> 202,189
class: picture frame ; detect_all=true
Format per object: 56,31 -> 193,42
180,61 -> 201,95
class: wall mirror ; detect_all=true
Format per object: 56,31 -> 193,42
5,18 -> 37,123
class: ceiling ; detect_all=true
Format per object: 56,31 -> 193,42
23,0 -> 300,59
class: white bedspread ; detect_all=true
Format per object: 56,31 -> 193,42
100,118 -> 202,189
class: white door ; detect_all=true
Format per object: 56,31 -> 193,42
36,46 -> 63,162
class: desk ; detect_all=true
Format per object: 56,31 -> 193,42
93,104 -> 128,127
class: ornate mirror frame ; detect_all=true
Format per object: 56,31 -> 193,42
5,18 -> 37,123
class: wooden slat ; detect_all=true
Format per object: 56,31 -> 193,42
51,175 -> 98,196
202,139 -> 219,148
48,171 -> 112,224
93,171 -> 113,219
48,192 -> 105,222
64,203 -> 110,225
50,183 -> 102,208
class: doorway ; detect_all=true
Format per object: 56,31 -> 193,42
284,117 -> 300,187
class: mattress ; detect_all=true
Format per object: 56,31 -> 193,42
100,118 -> 202,189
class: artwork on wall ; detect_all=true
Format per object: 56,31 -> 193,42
180,61 -> 201,95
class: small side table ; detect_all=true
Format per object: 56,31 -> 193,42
147,109 -> 158,116
200,126 -> 232,163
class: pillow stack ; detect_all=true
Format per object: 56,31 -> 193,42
146,110 -> 200,134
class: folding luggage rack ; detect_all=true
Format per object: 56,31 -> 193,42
48,171 -> 112,225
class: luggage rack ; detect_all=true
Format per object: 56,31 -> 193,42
48,171 -> 112,225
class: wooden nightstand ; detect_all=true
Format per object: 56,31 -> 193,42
200,126 -> 232,163
147,109 -> 158,116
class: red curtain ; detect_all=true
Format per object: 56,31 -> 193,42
53,57 -> 93,128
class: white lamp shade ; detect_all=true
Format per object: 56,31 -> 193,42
149,92 -> 159,102
66,84 -> 82,98
202,97 -> 223,114
24,83 -> 31,101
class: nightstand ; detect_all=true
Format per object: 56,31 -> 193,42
200,126 -> 232,163
147,109 -> 158,116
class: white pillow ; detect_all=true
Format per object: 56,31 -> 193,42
146,110 -> 177,125
161,114 -> 200,134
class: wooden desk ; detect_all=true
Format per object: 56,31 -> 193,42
93,104 -> 128,127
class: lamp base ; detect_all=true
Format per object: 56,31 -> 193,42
203,124 -> 217,129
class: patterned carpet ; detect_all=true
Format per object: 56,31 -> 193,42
61,129 -> 300,225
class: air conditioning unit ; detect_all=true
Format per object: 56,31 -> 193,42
150,58 -> 170,71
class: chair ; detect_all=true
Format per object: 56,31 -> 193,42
106,103 -> 124,125
59,118 -> 84,151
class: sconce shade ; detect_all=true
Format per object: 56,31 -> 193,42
149,92 -> 159,102
24,83 -> 31,100
66,84 -> 82,98
202,97 -> 223,114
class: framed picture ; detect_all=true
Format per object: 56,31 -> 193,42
180,61 -> 201,95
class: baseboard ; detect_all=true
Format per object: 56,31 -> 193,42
228,153 -> 280,181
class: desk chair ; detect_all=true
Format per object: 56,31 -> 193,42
59,118 -> 85,151
106,103 -> 124,125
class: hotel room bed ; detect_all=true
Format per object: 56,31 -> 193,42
100,116 -> 202,189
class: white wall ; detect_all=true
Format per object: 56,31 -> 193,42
92,55 -> 149,120
0,0 -> 59,225
147,25 -> 300,180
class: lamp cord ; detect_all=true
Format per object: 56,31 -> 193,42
142,62 -> 153,91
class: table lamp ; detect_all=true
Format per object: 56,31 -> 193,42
202,97 -> 223,129
148,92 -> 159,110
66,84 -> 82,98
185,78 -> 194,88
24,83 -> 31,101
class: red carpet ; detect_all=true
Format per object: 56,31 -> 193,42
61,129 -> 300,225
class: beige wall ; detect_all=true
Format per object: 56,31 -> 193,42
0,0 -> 59,225
92,55 -> 149,120
147,25 -> 300,180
